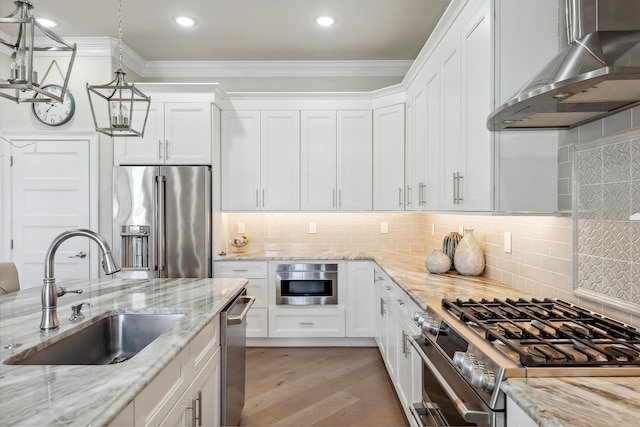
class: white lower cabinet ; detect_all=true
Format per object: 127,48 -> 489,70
374,267 -> 423,426
213,261 -> 268,338
117,315 -> 221,427
268,307 -> 346,338
506,395 -> 538,427
160,348 -> 221,427
345,261 -> 375,337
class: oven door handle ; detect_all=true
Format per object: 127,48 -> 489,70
409,335 -> 492,425
410,402 -> 448,427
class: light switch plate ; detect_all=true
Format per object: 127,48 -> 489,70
381,222 -> 388,234
309,222 -> 317,234
238,222 -> 245,234
504,231 -> 512,253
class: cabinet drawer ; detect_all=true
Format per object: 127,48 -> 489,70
214,261 -> 267,278
268,307 -> 345,338
188,314 -> 220,377
245,278 -> 268,308
246,307 -> 268,338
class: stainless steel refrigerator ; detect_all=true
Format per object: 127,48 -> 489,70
112,165 -> 212,279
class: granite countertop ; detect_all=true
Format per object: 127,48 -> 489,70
0,277 -> 247,426
217,250 -> 640,427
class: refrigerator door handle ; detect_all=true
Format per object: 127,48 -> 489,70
157,175 -> 167,273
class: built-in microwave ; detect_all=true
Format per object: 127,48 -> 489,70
275,263 -> 338,305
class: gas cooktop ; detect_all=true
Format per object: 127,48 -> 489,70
442,298 -> 640,368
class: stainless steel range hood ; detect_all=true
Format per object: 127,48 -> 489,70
487,0 -> 640,131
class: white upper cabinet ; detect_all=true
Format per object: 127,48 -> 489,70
300,111 -> 338,210
114,101 -> 212,165
338,111 -> 373,210
373,104 -> 405,211
260,111 -> 300,211
221,111 -> 262,211
221,110 -> 300,211
439,0 -> 492,211
492,0 -> 559,213
405,0 -> 558,213
301,110 -> 373,211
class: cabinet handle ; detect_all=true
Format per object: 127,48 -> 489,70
399,187 -> 403,207
158,140 -> 163,160
165,140 -> 170,160
232,269 -> 249,272
419,182 -> 425,206
397,299 -> 405,306
333,189 -> 336,208
453,172 -> 464,205
191,390 -> 202,426
407,186 -> 412,206
299,322 -> 315,326
402,330 -> 409,357
380,297 -> 386,316
338,189 -> 342,208
256,189 -> 260,208
262,189 -> 265,207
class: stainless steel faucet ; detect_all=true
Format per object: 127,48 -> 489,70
41,229 -> 120,332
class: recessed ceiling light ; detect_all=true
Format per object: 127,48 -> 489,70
174,16 -> 197,27
316,15 -> 335,27
36,18 -> 59,28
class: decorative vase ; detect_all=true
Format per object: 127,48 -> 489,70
453,229 -> 484,276
442,231 -> 463,271
425,249 -> 451,274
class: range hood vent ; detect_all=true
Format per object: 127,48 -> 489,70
488,0 -> 640,131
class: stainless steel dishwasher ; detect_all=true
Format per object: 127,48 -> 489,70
220,289 -> 255,426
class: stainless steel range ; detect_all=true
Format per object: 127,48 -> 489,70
409,298 -> 640,427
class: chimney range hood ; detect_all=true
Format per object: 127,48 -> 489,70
487,0 -> 640,131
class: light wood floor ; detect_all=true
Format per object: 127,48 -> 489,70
240,347 -> 409,427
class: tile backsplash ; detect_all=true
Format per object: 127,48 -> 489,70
575,138 -> 640,317
219,211 -> 640,326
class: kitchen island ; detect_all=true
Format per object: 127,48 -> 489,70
217,250 -> 640,427
0,277 -> 247,426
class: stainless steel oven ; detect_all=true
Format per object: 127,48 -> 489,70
409,333 -> 498,427
275,263 -> 338,305
408,297 -> 640,427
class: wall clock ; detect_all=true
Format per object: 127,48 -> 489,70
31,84 -> 75,126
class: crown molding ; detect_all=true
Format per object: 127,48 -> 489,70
141,59 -> 413,79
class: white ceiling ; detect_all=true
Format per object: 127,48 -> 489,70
1,0 -> 453,92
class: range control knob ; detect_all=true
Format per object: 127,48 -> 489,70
452,351 -> 470,368
417,315 -> 441,335
470,368 -> 496,392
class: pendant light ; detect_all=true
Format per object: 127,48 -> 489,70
0,0 -> 76,104
86,0 -> 150,138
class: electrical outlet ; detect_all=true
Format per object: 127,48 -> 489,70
459,226 -> 464,235
504,231 -> 512,253
309,222 -> 317,234
431,223 -> 435,236
238,222 -> 245,234
381,222 -> 388,234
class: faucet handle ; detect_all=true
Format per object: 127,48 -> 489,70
57,287 -> 83,297
69,302 -> 92,321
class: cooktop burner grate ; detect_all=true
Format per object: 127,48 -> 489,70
442,298 -> 640,367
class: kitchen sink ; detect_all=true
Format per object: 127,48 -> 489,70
4,311 -> 189,365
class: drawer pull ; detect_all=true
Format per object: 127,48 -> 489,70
232,269 -> 249,272
299,322 -> 315,326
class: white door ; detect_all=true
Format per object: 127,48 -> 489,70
10,139 -> 91,289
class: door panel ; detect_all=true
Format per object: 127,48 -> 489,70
11,139 -> 91,288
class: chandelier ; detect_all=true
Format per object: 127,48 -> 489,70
0,0 -> 76,103
86,0 -> 150,137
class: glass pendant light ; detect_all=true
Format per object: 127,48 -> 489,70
0,0 -> 76,104
86,0 -> 150,137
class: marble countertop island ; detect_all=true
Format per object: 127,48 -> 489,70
217,250 -> 640,427
0,277 -> 247,426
